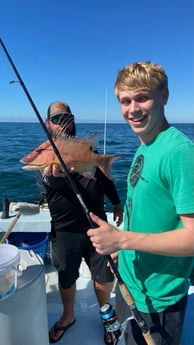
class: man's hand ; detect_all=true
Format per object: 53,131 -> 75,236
44,163 -> 66,177
87,212 -> 121,255
44,163 -> 75,177
113,203 -> 123,227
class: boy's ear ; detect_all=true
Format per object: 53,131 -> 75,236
162,88 -> 169,105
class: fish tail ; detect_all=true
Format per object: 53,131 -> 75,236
97,154 -> 119,179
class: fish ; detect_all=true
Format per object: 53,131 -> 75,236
20,134 -> 119,180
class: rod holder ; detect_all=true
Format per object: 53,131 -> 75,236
1,198 -> 10,219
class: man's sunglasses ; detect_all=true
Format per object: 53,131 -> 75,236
50,114 -> 74,125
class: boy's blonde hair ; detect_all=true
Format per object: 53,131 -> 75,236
114,61 -> 168,96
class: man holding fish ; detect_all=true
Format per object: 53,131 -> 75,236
87,61 -> 194,345
21,101 -> 123,344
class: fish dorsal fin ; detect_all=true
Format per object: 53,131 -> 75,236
84,133 -> 98,151
53,133 -> 75,140
52,133 -> 99,151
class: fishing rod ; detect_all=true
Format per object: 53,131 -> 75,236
0,38 -> 156,345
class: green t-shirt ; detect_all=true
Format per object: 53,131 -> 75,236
119,126 -> 194,313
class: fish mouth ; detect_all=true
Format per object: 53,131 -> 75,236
21,163 -> 46,170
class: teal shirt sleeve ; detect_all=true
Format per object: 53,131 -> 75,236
163,141 -> 194,214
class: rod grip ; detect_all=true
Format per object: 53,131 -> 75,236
143,331 -> 156,345
119,283 -> 134,305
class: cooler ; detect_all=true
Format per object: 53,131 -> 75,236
0,250 -> 49,345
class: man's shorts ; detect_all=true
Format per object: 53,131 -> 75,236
52,231 -> 114,289
115,286 -> 188,345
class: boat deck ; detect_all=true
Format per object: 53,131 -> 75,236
1,209 -> 194,344
46,261 -> 123,345
45,260 -> 194,345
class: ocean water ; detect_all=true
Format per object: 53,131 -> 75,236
0,122 -> 193,212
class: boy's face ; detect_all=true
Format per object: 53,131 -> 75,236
118,87 -> 168,143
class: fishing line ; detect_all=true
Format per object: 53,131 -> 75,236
103,89 -> 108,154
0,38 -> 156,345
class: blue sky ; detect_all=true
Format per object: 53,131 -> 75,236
0,0 -> 193,123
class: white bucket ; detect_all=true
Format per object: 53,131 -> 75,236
0,244 -> 20,301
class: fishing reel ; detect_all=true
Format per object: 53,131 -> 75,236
100,303 -> 123,345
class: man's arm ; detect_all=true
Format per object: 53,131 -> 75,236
87,212 -> 194,256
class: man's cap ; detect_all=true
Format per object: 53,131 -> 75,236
47,101 -> 72,119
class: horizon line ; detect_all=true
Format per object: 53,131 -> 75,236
0,120 -> 194,125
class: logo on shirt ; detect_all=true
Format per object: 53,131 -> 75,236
129,154 -> 148,187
